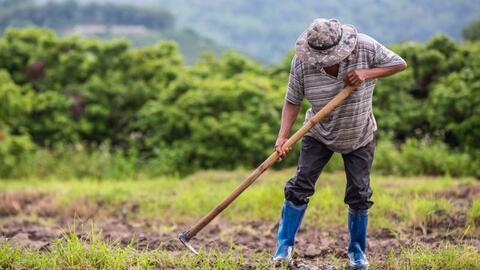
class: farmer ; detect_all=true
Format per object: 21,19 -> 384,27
273,18 -> 407,269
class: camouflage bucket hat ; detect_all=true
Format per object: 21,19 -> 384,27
295,18 -> 357,67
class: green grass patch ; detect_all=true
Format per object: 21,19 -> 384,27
0,170 -> 473,230
0,169 -> 477,269
1,231 -> 479,269
0,230 -> 273,270
385,244 -> 480,270
468,199 -> 480,228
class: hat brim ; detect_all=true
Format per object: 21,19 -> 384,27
295,24 -> 357,67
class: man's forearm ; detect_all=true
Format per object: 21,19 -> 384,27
365,63 -> 407,80
278,101 -> 301,138
345,63 -> 407,86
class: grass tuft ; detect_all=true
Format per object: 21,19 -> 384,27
385,244 -> 480,270
0,229 -> 274,270
468,199 -> 480,226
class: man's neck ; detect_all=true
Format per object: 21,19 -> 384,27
324,63 -> 340,77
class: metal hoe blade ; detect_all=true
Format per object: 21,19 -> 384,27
178,232 -> 199,255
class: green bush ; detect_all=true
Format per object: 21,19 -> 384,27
0,28 -> 479,178
0,70 -> 32,126
136,74 -> 282,174
11,143 -> 140,180
373,139 -> 403,175
427,66 -> 480,151
0,133 -> 36,178
373,68 -> 424,140
21,90 -> 78,145
463,20 -> 480,41
374,139 -> 475,177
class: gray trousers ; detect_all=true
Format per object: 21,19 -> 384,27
284,136 -> 375,210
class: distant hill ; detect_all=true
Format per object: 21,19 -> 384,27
2,0 -> 223,63
47,0 -> 480,64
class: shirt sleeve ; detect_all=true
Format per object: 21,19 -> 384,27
369,38 -> 406,68
285,57 -> 304,105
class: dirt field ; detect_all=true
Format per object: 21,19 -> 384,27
0,178 -> 479,269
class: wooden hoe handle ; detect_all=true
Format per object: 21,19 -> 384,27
179,85 -> 356,250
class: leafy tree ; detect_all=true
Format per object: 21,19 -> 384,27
0,27 -> 480,177
0,70 -> 32,127
373,69 -> 426,140
427,55 -> 480,151
463,20 -> 480,41
0,69 -> 36,177
21,90 -> 77,145
136,72 -> 282,174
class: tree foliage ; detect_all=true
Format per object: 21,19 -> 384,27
463,20 -> 480,41
0,28 -> 479,176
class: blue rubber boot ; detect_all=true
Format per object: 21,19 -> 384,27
273,200 -> 307,263
348,208 -> 369,269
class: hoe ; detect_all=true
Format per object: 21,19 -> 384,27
179,85 -> 356,254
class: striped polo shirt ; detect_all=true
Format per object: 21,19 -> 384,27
286,33 -> 406,153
